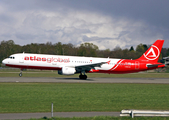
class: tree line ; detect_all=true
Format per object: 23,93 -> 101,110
1,40 -> 169,66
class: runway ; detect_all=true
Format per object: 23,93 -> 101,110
0,77 -> 169,84
0,77 -> 169,120
0,112 -> 120,120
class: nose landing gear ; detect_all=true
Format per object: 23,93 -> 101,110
19,73 -> 22,77
19,69 -> 23,77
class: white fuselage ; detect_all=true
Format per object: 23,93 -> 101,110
2,53 -> 120,72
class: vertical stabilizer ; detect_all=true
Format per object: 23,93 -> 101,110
137,40 -> 164,62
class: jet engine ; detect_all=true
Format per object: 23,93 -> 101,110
58,67 -> 76,75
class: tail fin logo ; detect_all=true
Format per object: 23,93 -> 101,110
143,45 -> 160,60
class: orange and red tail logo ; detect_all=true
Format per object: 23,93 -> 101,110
137,40 -> 164,62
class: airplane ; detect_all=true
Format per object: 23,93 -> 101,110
2,40 -> 165,79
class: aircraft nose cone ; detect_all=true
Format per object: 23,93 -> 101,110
2,59 -> 7,65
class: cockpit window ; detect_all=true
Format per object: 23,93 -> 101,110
8,56 -> 15,59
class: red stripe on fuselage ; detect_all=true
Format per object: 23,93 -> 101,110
110,59 -> 124,71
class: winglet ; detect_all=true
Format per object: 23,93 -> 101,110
106,60 -> 111,64
137,40 -> 164,62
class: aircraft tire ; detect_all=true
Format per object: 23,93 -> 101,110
79,75 -> 82,79
19,73 -> 22,77
79,75 -> 87,80
84,75 -> 87,79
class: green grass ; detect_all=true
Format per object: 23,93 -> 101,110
1,83 -> 169,113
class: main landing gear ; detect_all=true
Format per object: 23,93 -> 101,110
79,73 -> 87,79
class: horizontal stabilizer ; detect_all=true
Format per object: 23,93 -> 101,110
147,63 -> 164,68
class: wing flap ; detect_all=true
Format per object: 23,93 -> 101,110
75,62 -> 107,72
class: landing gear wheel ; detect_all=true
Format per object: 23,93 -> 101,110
83,75 -> 87,79
79,74 -> 87,80
79,74 -> 82,79
19,73 -> 22,77
19,68 -> 23,77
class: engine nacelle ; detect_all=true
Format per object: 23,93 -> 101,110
58,67 -> 76,75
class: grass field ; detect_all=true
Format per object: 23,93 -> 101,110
1,83 -> 169,113
1,70 -> 169,119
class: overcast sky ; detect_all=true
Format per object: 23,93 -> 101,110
0,0 -> 169,50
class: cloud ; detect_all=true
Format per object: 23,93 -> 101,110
0,0 -> 167,50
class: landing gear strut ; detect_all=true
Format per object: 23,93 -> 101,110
19,69 -> 23,77
79,73 -> 87,79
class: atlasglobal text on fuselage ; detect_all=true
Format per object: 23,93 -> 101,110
24,56 -> 70,63
2,40 -> 165,79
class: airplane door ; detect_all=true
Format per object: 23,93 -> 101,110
19,56 -> 24,63
135,61 -> 139,69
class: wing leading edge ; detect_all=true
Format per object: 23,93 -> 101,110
75,62 -> 107,72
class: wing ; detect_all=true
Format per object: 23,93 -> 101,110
75,62 -> 107,72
